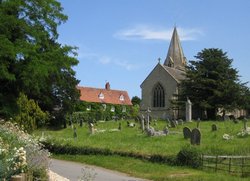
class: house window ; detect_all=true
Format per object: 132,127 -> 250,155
122,106 -> 126,113
99,92 -> 104,99
119,95 -> 124,101
153,83 -> 165,107
102,104 -> 106,111
86,105 -> 91,111
110,106 -> 115,112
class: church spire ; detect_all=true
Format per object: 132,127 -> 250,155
164,27 -> 186,70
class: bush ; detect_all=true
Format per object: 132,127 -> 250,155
176,144 -> 202,168
0,121 -> 49,180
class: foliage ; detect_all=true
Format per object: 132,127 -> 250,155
0,121 -> 50,180
179,48 -> 248,119
14,93 -> 49,133
176,145 -> 202,168
73,101 -> 132,122
131,96 -> 141,106
0,0 -> 79,126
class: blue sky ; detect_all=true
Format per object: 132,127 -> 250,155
57,0 -> 250,98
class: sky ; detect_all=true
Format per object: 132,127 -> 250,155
57,0 -> 250,98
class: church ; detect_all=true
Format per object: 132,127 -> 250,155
140,27 -> 186,120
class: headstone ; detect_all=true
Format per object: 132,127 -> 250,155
183,127 -> 191,139
89,123 -> 94,134
118,122 -> 121,130
243,118 -> 248,131
178,119 -> 184,125
223,115 -> 230,121
170,120 -> 177,128
141,115 -> 145,131
185,97 -> 192,121
190,128 -> 201,145
211,124 -> 217,131
196,118 -> 201,128
163,127 -> 169,135
80,119 -> 83,127
73,127 -> 77,139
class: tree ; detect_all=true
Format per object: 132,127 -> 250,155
131,96 -> 141,106
0,0 -> 79,126
14,93 -> 49,133
179,48 -> 247,120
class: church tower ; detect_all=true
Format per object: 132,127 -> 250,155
140,27 -> 186,120
164,27 -> 186,71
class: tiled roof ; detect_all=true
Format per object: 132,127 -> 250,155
162,65 -> 186,83
77,85 -> 132,106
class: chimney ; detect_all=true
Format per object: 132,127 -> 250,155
105,82 -> 110,90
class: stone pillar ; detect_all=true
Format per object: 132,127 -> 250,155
141,114 -> 145,131
186,98 -> 192,122
146,107 -> 151,129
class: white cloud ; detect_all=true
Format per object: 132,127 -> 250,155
99,56 -> 111,64
114,60 -> 137,71
76,45 -> 137,71
114,25 -> 203,41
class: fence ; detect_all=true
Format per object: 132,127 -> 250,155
202,155 -> 250,177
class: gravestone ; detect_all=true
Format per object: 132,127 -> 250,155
73,127 -> 77,139
170,120 -> 177,128
178,119 -> 184,125
243,118 -> 248,131
141,115 -> 145,131
118,122 -> 121,130
196,118 -> 201,128
185,98 -> 192,121
190,128 -> 201,145
183,127 -> 191,139
80,119 -> 83,127
211,124 -> 217,131
89,123 -> 95,134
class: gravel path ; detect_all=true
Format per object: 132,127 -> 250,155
49,159 -> 149,181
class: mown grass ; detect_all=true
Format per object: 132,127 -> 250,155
36,120 -> 250,156
53,154 -> 250,181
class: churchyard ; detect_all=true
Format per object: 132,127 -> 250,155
36,118 -> 250,180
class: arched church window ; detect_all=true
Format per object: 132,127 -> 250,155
153,83 -> 165,107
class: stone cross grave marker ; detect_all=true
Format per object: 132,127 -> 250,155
183,127 -> 191,139
190,128 -> 201,145
211,124 -> 217,131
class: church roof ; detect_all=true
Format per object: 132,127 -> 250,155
162,65 -> 186,83
76,83 -> 132,106
164,27 -> 186,70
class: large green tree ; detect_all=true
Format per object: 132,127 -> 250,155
179,48 -> 248,120
0,0 -> 79,125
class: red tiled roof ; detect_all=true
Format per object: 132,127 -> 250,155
76,85 -> 132,106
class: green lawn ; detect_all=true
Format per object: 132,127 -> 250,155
53,154 -> 249,181
35,120 -> 250,180
36,120 -> 250,156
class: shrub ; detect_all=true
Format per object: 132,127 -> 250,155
14,93 -> 49,133
176,144 -> 202,168
0,121 -> 49,180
